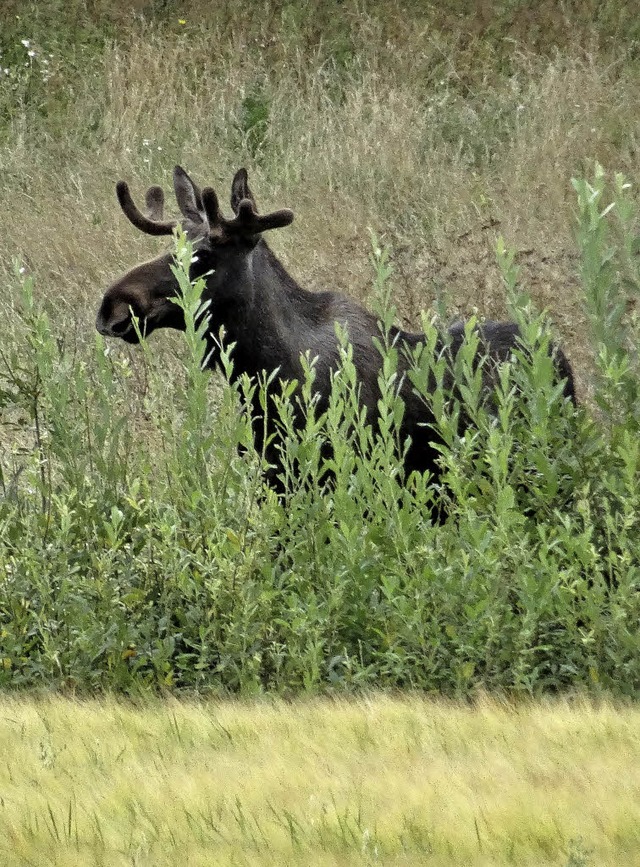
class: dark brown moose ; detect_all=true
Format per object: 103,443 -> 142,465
97,166 -> 575,492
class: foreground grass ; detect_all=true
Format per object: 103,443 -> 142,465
0,696 -> 638,865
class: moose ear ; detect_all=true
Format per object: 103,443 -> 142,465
173,166 -> 205,224
230,168 -> 257,215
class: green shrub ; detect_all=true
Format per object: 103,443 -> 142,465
0,166 -> 638,696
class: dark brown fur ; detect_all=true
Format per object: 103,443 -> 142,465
97,166 -> 575,490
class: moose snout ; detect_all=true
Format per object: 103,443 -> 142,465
95,312 -> 111,336
96,307 -> 134,338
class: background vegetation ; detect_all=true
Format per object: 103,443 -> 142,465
0,1 -> 639,697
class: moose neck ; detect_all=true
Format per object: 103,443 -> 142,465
205,239 -> 323,381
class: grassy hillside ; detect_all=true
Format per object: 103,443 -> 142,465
1,1 -> 638,382
0,2 -> 639,696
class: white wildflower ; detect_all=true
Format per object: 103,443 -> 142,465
21,38 -> 30,48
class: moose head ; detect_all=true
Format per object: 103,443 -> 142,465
96,166 -> 294,346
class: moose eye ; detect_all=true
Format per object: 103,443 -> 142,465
189,249 -> 215,278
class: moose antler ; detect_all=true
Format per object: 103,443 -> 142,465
116,167 -> 293,239
144,186 -> 165,221
201,184 -> 294,236
116,181 -> 177,236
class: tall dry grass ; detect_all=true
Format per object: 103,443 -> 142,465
0,3 -> 638,394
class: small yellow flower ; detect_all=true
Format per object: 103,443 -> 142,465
178,18 -> 186,25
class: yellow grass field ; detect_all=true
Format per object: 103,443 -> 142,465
0,695 -> 638,865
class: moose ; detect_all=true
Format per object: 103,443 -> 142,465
96,165 -> 575,493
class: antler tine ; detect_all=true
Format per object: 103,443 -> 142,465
200,183 -> 294,236
201,187 -> 223,228
226,198 -> 294,234
116,181 -> 177,236
145,185 -> 165,221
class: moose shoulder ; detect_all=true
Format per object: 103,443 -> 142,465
96,165 -> 575,489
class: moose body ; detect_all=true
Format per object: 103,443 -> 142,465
96,166 -> 575,489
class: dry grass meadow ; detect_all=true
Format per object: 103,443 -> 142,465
0,2 -> 638,400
